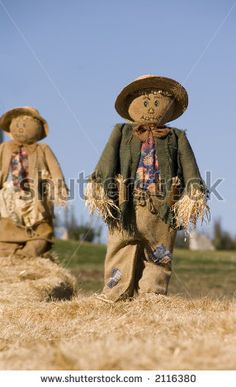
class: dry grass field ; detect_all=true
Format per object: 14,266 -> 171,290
0,241 -> 236,370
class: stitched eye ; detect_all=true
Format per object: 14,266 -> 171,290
143,100 -> 149,107
154,100 -> 159,107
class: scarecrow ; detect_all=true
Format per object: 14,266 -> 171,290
0,106 -> 68,258
86,75 -> 209,302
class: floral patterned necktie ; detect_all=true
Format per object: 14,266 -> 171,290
10,146 -> 29,191
135,130 -> 160,191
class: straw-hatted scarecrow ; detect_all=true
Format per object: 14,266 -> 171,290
0,107 -> 68,258
86,75 -> 209,302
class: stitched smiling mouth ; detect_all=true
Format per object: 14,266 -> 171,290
141,115 -> 162,122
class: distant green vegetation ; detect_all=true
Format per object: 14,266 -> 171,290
53,240 -> 105,269
53,240 -> 236,298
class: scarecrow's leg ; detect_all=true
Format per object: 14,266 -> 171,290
16,239 -> 51,257
135,199 -> 176,296
0,218 -> 26,256
138,259 -> 172,295
99,228 -> 140,302
16,222 -> 53,258
0,242 -> 21,257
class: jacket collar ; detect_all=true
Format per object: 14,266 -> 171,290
7,140 -> 38,154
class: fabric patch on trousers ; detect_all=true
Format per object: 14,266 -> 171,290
152,244 -> 172,265
107,268 -> 122,288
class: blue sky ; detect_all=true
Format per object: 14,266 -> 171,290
0,0 -> 236,237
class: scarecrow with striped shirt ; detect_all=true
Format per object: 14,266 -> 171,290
86,75 -> 209,302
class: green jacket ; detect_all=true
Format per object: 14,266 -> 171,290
91,124 -> 204,229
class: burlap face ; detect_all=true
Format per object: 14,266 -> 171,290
10,115 -> 45,144
128,92 -> 175,125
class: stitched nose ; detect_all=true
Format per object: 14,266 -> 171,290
148,107 -> 154,114
19,128 -> 24,133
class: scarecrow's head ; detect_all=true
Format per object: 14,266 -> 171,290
10,115 -> 45,144
0,107 -> 49,144
115,75 -> 188,125
128,89 -> 175,125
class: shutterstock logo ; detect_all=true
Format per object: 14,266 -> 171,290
205,171 -> 224,201
15,170 -> 224,203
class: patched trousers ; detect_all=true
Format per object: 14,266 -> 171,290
101,197 -> 177,302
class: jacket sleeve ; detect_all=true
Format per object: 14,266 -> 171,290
177,130 -> 203,188
172,130 -> 209,229
42,144 -> 65,179
92,124 -> 123,181
85,124 -> 124,223
0,143 -> 4,189
0,144 -> 2,189
42,144 -> 68,204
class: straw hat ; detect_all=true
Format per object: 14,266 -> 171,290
115,75 -> 188,122
0,106 -> 49,140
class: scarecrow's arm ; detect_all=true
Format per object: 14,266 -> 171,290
85,124 -> 123,222
172,130 -> 209,229
177,130 -> 202,187
42,144 -> 69,205
0,143 -> 3,189
91,124 -> 123,181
